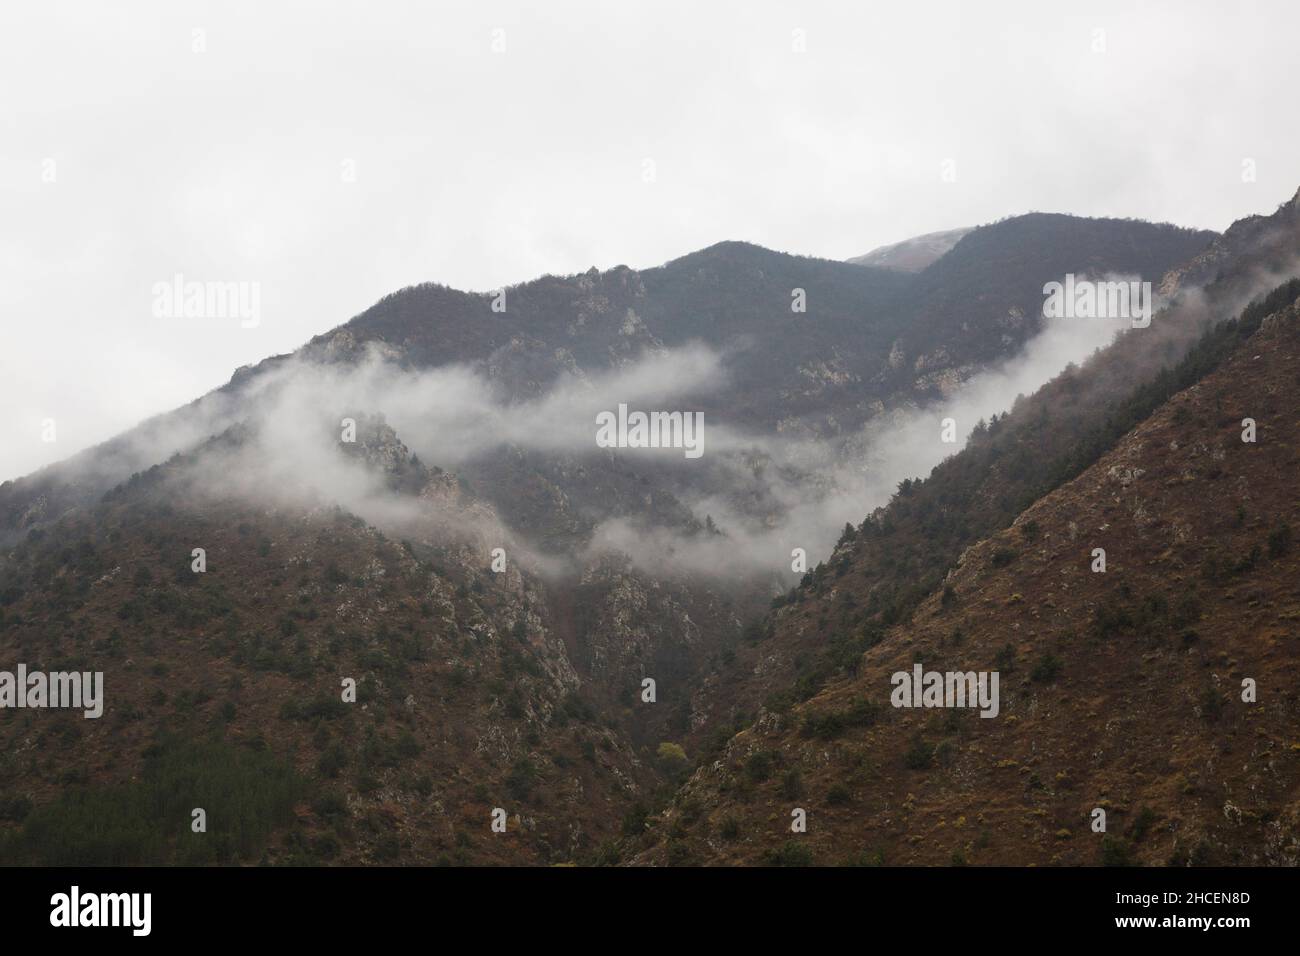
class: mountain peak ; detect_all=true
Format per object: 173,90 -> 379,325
848,227 -> 974,273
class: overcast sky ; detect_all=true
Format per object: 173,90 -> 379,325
2,0 -> 1298,482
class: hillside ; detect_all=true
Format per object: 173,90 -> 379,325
685,190 -> 1300,745
0,430 -> 663,864
631,287 -> 1300,867
0,209 -> 1243,867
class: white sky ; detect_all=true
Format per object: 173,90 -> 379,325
2,0 -> 1298,482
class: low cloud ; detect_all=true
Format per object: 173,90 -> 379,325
18,255 -> 1299,588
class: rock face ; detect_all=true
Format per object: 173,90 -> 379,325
1158,186 -> 1300,299
341,415 -> 416,476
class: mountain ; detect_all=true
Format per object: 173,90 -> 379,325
0,206 -> 1240,866
632,277 -> 1300,866
676,191 -> 1300,745
0,216 -> 1213,543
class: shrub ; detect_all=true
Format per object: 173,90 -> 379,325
310,834 -> 340,860
594,840 -> 622,866
374,835 -> 400,861
505,758 -> 537,800
1198,685 -> 1224,721
991,548 -> 1018,568
621,803 -> 649,837
780,769 -> 802,800
1268,522 -> 1293,559
317,742 -> 348,778
826,783 -> 852,806
656,742 -> 687,764
0,796 -> 32,823
763,840 -> 814,867
393,731 -> 421,761
1129,806 -> 1157,843
1030,652 -> 1063,683
801,699 -> 879,740
745,750 -> 777,783
282,695 -> 349,722
311,791 -> 349,819
1100,836 -> 1134,866
842,848 -> 885,866
666,841 -> 692,865
903,734 -> 934,770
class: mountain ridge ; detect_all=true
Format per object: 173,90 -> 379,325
2,198 -> 1275,868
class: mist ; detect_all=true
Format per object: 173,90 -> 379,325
134,296 -> 1133,585
584,305 -> 1136,579
17,247 -> 1299,588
